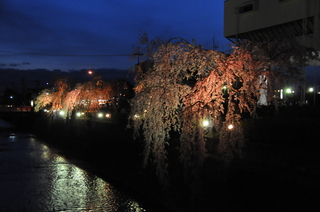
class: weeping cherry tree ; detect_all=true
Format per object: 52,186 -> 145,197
35,77 -> 131,119
129,34 -> 319,187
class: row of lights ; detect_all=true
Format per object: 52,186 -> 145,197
278,87 -> 317,99
133,114 -> 234,130
44,109 -> 112,119
97,112 -> 112,118
49,109 -> 233,130
283,87 -> 316,94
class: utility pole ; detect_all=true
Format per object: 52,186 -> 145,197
134,53 -> 143,64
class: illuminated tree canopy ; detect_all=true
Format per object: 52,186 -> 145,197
35,77 -> 132,118
34,33 -> 319,189
129,34 -> 319,186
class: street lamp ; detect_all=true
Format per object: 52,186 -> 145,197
134,53 -> 143,64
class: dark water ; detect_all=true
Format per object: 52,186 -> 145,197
0,131 -> 160,212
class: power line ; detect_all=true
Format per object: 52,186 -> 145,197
0,50 -> 132,57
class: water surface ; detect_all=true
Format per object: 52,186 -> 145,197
0,131 -> 159,211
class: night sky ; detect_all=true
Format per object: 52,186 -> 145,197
0,0 -> 228,71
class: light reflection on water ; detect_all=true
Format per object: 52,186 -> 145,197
24,136 -> 149,211
8,133 -> 16,142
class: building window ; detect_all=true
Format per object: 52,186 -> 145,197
239,3 -> 253,14
237,1 -> 258,14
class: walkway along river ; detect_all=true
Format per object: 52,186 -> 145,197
0,120 -> 162,212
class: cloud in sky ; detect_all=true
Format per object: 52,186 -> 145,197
0,0 -> 229,71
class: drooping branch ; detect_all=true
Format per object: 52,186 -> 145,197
129,33 -> 318,188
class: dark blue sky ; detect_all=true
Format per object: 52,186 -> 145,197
0,0 -> 228,71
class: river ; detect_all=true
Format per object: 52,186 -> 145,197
0,122 -> 163,212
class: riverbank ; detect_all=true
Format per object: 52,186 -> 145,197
1,105 -> 320,211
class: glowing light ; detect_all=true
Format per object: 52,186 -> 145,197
285,88 -> 292,94
88,70 -> 93,75
134,114 -> 140,119
202,120 -> 210,127
309,87 -> 314,92
228,124 -> 234,130
59,110 -> 65,116
76,112 -> 81,117
9,133 -> 16,142
105,113 -> 111,118
98,113 -> 103,118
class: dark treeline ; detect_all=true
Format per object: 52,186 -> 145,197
0,68 -> 133,106
0,68 -> 133,92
